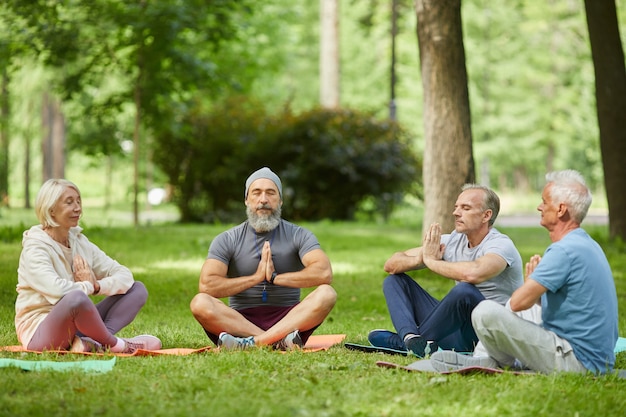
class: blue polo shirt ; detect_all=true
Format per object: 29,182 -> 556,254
531,228 -> 618,374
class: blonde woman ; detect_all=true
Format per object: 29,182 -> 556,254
15,179 -> 161,353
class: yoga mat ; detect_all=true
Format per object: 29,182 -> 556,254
376,359 -> 532,375
302,334 -> 346,350
377,357 -> 626,378
0,356 -> 116,373
0,334 -> 346,357
344,342 -> 408,356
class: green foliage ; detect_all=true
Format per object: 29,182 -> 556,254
3,0 -> 626,222
152,96 -> 284,222
276,107 -> 421,220
4,0 -> 255,158
464,0 -> 607,190
153,98 -> 421,222
0,223 -> 25,243
0,221 -> 625,416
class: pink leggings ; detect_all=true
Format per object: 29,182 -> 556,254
27,281 -> 148,351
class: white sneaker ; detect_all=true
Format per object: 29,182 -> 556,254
274,330 -> 304,351
121,335 -> 162,353
430,350 -> 498,372
217,332 -> 256,350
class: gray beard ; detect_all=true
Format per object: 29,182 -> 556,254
247,204 -> 281,233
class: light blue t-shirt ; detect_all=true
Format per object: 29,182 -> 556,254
442,228 -> 524,305
531,228 -> 618,374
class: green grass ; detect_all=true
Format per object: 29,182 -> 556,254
0,213 -> 625,416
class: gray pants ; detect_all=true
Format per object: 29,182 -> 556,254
472,300 -> 587,374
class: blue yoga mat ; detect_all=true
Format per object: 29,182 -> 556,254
615,337 -> 626,354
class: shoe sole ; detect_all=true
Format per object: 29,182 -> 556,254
344,342 -> 409,356
132,335 -> 162,351
431,351 -> 496,372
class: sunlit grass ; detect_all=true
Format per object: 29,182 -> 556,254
0,213 -> 624,416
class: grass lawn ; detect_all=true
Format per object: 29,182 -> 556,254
0,211 -> 625,416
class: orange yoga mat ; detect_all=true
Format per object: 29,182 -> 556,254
0,334 -> 346,357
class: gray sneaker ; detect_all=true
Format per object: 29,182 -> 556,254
274,330 -> 304,351
122,335 -> 162,353
218,332 -> 255,350
430,350 -> 498,372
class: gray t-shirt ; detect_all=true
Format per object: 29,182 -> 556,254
441,228 -> 523,305
207,219 -> 321,310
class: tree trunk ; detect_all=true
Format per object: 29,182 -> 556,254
415,0 -> 475,235
133,81 -> 141,227
24,132 -> 31,209
0,69 -> 9,207
41,92 -> 66,182
320,0 -> 340,108
584,0 -> 626,240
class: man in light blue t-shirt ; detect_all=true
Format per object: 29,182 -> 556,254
432,170 -> 618,374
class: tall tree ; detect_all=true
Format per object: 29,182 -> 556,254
0,68 -> 8,207
415,0 -> 474,234
320,0 -> 340,108
584,0 -> 626,240
41,91 -> 66,181
7,0 -> 251,224
0,3 -> 30,207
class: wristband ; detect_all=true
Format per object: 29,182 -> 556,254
270,271 -> 277,284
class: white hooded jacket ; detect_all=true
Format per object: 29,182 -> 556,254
15,225 -> 134,347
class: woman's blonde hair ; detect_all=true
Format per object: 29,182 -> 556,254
35,179 -> 81,228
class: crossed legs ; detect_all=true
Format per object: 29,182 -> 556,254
472,300 -> 586,373
190,284 -> 337,346
382,273 -> 484,352
28,281 -> 149,351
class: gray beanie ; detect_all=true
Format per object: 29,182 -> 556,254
245,167 -> 282,198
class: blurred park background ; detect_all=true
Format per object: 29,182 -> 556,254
0,0 -> 623,231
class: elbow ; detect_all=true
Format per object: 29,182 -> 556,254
460,271 -> 484,285
198,280 -> 214,296
322,269 -> 333,285
383,260 -> 402,275
509,298 -> 523,312
509,295 -> 535,312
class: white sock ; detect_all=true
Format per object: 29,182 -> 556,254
110,337 -> 126,353
403,333 -> 418,343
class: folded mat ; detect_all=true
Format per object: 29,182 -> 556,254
0,334 -> 346,357
376,359 -> 533,375
0,356 -> 116,373
376,359 -> 626,378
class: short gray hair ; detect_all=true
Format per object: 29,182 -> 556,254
461,183 -> 500,226
545,170 -> 592,224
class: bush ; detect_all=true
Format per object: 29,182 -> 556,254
274,107 -> 421,221
153,97 -> 421,222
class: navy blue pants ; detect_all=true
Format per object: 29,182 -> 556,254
382,273 -> 485,352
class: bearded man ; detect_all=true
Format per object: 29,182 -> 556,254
190,167 -> 337,349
